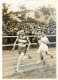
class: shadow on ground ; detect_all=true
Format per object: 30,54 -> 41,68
3,63 -> 56,79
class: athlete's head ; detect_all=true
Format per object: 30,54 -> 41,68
41,31 -> 45,37
17,30 -> 25,36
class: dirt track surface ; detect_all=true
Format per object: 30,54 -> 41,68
2,48 -> 56,79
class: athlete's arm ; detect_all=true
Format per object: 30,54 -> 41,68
12,36 -> 18,50
27,37 -> 31,50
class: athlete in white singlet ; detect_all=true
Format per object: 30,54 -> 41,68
36,32 -> 53,64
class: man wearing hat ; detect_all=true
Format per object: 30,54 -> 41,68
12,29 -> 31,72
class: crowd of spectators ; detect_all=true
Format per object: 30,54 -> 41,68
2,22 -> 56,50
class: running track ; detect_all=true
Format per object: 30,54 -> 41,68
2,48 -> 56,79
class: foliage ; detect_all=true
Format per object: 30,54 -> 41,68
2,4 -> 56,50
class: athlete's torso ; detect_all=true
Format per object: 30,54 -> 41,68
17,36 -> 29,47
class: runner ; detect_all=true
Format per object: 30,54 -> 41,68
12,29 -> 31,72
36,31 -> 53,64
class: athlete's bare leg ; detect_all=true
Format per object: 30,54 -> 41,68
16,52 -> 24,72
45,51 -> 53,58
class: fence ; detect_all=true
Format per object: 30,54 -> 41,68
2,35 -> 56,49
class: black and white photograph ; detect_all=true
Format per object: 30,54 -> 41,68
2,0 -> 57,79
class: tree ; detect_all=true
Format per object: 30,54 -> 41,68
34,6 -> 56,33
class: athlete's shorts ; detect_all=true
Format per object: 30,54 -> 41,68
37,43 -> 48,54
18,46 -> 27,54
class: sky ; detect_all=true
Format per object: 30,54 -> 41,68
7,0 -> 56,12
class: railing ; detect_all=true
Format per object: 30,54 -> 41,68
2,35 -> 56,38
2,35 -> 56,47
